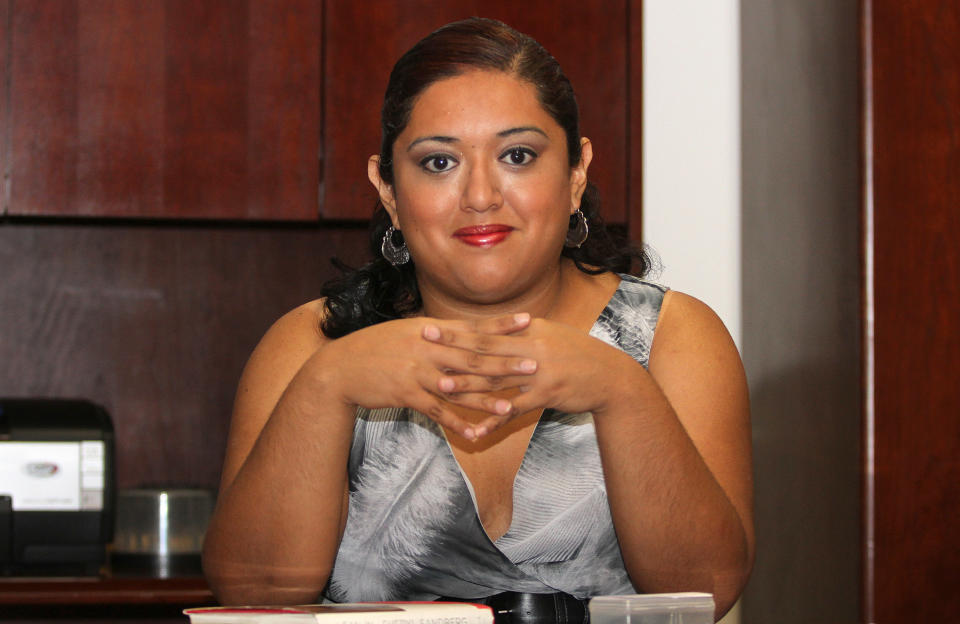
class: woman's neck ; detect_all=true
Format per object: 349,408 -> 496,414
418,260 -> 576,322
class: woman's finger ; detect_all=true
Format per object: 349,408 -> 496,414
436,373 -> 530,394
409,389 -> 516,440
432,348 -> 537,377
433,389 -> 515,418
423,325 -> 533,359
421,315 -> 528,341
505,391 -> 544,418
413,367 -> 515,416
470,412 -> 519,438
469,313 -> 531,335
422,313 -> 530,345
407,390 -> 485,440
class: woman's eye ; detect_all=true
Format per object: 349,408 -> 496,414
420,154 -> 456,173
500,147 -> 536,166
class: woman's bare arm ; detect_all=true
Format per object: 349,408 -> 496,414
202,304 -> 538,604
202,301 -> 354,605
592,291 -> 753,618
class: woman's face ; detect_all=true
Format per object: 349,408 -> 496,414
369,69 -> 592,309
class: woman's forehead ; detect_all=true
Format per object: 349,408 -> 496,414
402,70 -> 557,140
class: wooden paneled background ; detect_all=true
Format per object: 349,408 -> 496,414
864,0 -> 960,621
6,0 -> 321,219
1,0 -> 641,223
322,0 -> 633,223
0,223 -> 369,489
0,0 -> 644,500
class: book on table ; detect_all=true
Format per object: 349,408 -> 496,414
183,602 -> 494,623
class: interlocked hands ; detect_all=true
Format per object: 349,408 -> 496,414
321,312 -> 635,440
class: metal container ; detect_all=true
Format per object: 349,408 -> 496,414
111,487 -> 214,578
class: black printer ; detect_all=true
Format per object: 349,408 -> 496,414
0,398 -> 115,576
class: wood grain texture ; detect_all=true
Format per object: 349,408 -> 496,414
7,0 -> 320,219
77,0 -> 165,216
8,1 -> 79,215
0,577 -> 211,605
628,0 -> 643,244
0,0 -> 9,214
245,0 -> 321,220
866,0 -> 960,621
162,0 -> 248,218
0,223 -> 369,489
322,0 -> 629,223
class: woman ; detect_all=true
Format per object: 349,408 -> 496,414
202,17 -> 753,622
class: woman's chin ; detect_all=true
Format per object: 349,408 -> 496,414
415,257 -> 563,310
456,272 -> 552,307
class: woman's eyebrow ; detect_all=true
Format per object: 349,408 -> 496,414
497,126 -> 548,138
407,126 -> 548,151
407,135 -> 457,151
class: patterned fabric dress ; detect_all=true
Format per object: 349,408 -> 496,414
324,275 -> 667,602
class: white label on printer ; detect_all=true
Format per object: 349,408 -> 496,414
0,441 -> 104,511
79,440 -> 105,511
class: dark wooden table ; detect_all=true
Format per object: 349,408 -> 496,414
0,576 -> 214,605
0,576 -> 214,622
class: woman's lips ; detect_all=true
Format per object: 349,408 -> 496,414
453,224 -> 514,247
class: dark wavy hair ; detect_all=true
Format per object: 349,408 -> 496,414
321,17 -> 650,338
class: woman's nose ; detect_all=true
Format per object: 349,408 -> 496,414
460,162 -> 503,213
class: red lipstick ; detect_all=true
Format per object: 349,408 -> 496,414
453,224 -> 514,247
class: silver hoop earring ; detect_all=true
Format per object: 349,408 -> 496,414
565,208 -> 589,248
381,225 -> 411,266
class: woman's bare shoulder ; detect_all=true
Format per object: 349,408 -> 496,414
265,299 -> 328,346
234,299 -> 329,415
648,289 -> 746,413
653,290 -> 736,354
648,289 -> 748,429
244,299 -> 329,378
274,298 -> 327,336
219,299 -> 331,491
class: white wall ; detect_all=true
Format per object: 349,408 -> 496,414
643,3 -> 742,622
643,0 -> 741,348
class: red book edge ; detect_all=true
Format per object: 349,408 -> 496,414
184,602 -> 492,615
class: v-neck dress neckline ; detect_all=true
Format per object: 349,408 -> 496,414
325,275 -> 667,603
443,274 -> 626,546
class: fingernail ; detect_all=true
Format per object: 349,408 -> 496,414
514,313 -> 530,324
473,426 -> 488,438
438,377 -> 455,392
517,359 -> 537,373
463,428 -> 477,441
495,399 -> 512,415
423,325 -> 441,340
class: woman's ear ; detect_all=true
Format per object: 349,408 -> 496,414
569,138 -> 593,213
368,155 -> 400,227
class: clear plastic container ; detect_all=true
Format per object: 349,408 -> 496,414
589,593 -> 715,624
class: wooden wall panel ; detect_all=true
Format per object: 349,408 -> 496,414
865,0 -> 960,621
8,1 -> 79,215
0,224 -> 369,489
628,0 -> 643,244
163,0 -> 249,218
77,1 -> 165,215
6,0 -> 320,220
246,0 -> 322,220
323,0 -> 629,223
0,0 -> 9,214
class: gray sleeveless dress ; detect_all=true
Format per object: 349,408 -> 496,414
325,276 -> 667,602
